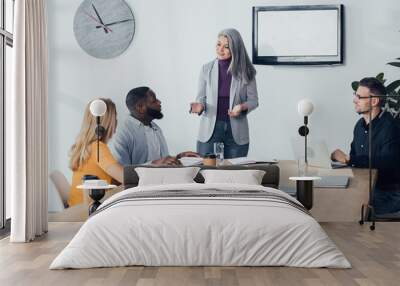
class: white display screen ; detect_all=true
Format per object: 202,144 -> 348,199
257,9 -> 339,57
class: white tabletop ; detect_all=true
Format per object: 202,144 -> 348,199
77,184 -> 117,190
289,176 -> 321,181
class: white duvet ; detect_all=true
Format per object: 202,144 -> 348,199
50,183 -> 350,269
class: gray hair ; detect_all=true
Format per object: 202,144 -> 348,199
218,28 -> 256,83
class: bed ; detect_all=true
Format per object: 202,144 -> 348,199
50,165 -> 350,269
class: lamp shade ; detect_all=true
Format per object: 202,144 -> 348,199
297,99 -> 314,116
89,99 -> 107,117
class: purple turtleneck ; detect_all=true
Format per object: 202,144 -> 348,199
217,58 -> 232,121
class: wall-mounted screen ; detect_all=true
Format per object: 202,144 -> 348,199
252,5 -> 343,65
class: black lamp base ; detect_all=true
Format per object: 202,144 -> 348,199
298,125 -> 309,136
88,189 -> 105,215
296,180 -> 313,210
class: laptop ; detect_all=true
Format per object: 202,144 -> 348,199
291,139 -> 350,188
292,139 -> 347,169
314,176 -> 349,188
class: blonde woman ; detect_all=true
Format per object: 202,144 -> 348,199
68,98 -> 123,206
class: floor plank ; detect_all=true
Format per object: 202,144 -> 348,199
0,222 -> 399,286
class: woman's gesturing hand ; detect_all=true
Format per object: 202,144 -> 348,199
190,102 -> 205,114
228,104 -> 247,118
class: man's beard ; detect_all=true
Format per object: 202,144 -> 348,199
147,107 -> 163,119
357,108 -> 371,115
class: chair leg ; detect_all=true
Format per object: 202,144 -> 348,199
369,205 -> 376,231
359,204 -> 365,225
359,204 -> 376,230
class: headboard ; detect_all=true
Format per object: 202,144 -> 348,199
123,164 -> 280,189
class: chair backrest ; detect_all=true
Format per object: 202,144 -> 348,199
49,170 -> 71,208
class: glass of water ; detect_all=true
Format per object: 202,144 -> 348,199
213,142 -> 224,165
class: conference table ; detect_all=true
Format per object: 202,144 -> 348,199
278,160 -> 376,222
49,161 -> 376,223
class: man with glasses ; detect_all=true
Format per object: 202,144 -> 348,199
331,77 -> 400,216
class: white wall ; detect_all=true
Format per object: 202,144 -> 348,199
47,0 -> 400,203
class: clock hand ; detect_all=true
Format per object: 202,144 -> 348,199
92,3 -> 108,34
83,10 -> 113,33
95,19 -> 133,28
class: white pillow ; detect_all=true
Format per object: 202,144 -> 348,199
135,167 -> 200,186
200,169 -> 266,185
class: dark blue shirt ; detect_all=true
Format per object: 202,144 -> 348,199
349,111 -> 400,191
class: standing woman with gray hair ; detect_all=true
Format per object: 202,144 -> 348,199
190,28 -> 259,158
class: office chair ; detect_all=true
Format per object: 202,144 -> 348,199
49,170 -> 71,208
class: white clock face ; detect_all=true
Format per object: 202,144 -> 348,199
73,0 -> 135,59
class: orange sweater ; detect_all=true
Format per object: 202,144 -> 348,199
69,142 -> 118,206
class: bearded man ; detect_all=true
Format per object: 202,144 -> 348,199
111,86 -> 197,166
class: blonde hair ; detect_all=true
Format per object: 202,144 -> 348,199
69,98 -> 117,171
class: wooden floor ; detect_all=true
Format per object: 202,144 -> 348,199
0,222 -> 399,286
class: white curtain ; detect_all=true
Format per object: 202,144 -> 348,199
9,0 -> 48,242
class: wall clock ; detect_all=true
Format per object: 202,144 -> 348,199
73,0 -> 135,59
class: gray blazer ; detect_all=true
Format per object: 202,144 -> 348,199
196,59 -> 259,145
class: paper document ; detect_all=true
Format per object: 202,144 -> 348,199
227,157 -> 257,165
227,157 -> 278,165
179,157 -> 203,166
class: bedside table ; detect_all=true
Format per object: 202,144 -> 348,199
77,184 -> 117,215
289,176 -> 321,210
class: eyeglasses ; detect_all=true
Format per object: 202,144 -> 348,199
353,92 -> 371,100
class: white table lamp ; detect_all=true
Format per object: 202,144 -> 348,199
298,99 -> 314,116
89,99 -> 107,162
297,99 -> 314,164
